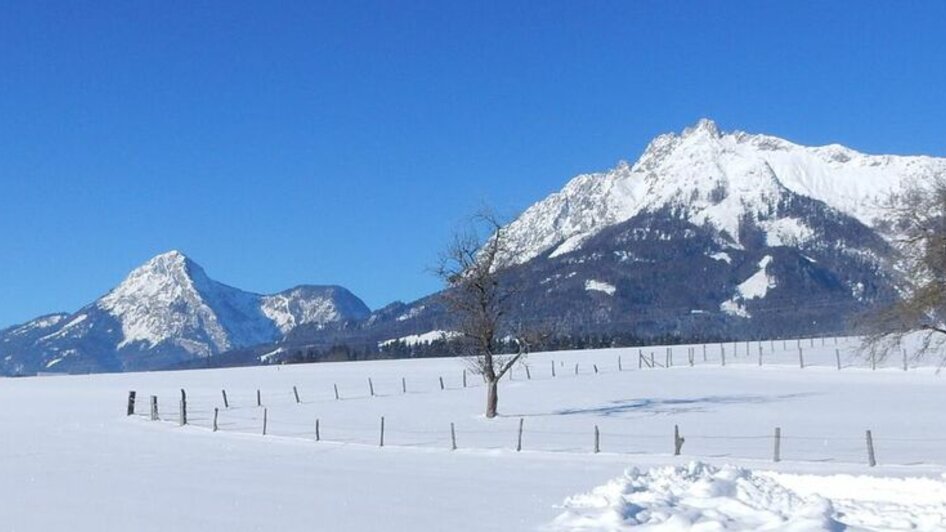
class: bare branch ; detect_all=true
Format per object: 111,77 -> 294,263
433,208 -> 546,418
862,176 -> 946,362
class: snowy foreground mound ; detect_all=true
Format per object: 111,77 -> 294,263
550,461 -> 946,531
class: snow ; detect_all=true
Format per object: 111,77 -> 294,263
721,256 -> 776,317
3,313 -> 68,336
3,337 -> 946,530
708,251 -> 732,263
585,280 -> 617,296
261,291 -> 341,333
759,217 -> 815,247
769,471 -> 946,530
737,255 -> 776,299
549,461 -> 946,530
83,251 -> 365,359
260,286 -> 369,334
379,329 -> 460,347
258,346 -> 286,363
501,119 -> 946,264
549,462 -> 840,530
36,313 -> 89,342
719,299 -> 750,318
396,305 -> 426,321
99,250 -> 262,354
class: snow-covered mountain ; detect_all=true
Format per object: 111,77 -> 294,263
279,120 -> 931,353
5,120 -> 941,372
0,251 -> 370,374
503,119 -> 945,264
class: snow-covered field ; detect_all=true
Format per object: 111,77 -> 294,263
3,337 -> 946,530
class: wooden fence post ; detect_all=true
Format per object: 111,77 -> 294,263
552,360 -> 557,377
666,347 -> 672,367
369,378 -> 375,396
866,430 -> 877,467
757,344 -> 763,367
594,425 -> 600,454
593,364 -> 598,374
798,348 -> 805,369
450,422 -> 457,451
221,389 -> 229,408
650,353 -> 656,367
835,349 -> 842,371
638,352 -> 643,369
179,389 -> 187,425
463,370 -> 468,387
334,383 -> 340,400
773,427 -> 781,462
127,391 -> 136,416
379,416 -> 385,447
315,418 -> 320,441
574,363 -> 579,375
516,418 -> 524,452
402,377 -> 407,394
213,408 -> 219,432
674,425 -> 684,455
293,385 -> 301,404
688,348 -> 694,367
721,345 -> 726,366
150,395 -> 158,421
439,376 -> 445,390
262,408 -> 268,435
256,389 -> 261,407
618,356 -> 623,371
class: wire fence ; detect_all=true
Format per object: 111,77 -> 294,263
123,334 -> 942,468
128,399 -> 934,467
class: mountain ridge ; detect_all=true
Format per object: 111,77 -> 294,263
502,119 -> 945,266
5,119 -> 943,373
0,250 -> 370,374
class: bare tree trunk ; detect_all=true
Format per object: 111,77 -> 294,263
486,379 -> 498,418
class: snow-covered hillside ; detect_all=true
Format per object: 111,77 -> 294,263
0,251 -> 370,374
2,338 -> 946,530
503,119 -> 946,264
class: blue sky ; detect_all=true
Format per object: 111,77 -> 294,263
1,1 -> 945,327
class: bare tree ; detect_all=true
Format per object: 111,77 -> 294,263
863,177 -> 946,363
435,210 -> 539,418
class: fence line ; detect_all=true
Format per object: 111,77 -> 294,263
131,338 -> 907,415
131,390 -> 937,469
125,335 -> 931,467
